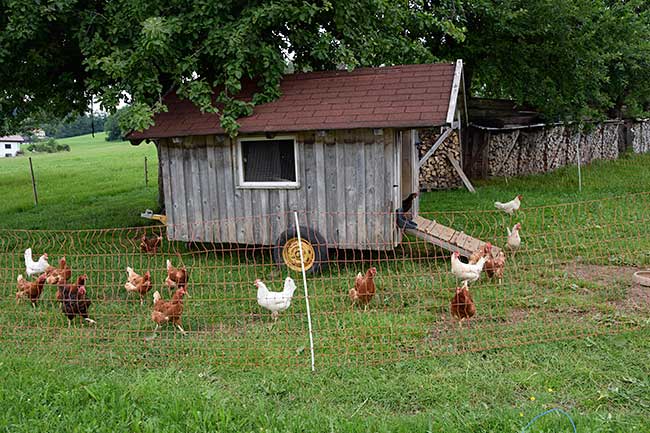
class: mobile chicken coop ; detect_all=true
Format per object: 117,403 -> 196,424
128,60 -> 492,272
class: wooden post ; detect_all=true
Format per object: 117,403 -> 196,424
144,156 -> 149,187
29,157 -> 38,206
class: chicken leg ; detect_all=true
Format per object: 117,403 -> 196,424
175,324 -> 188,335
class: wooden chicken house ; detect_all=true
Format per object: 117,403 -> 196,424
128,60 -> 491,271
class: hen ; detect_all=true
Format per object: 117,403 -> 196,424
507,223 -> 522,250
124,266 -> 152,305
450,281 -> 476,327
256,277 -> 297,321
494,194 -> 522,215
45,256 -> 72,285
165,259 -> 188,289
16,273 -> 48,307
24,248 -> 49,277
487,250 -> 506,283
150,287 -> 188,336
470,243 -> 506,283
469,243 -> 492,265
59,275 -> 95,326
349,267 -> 377,308
140,234 -> 162,254
451,251 -> 487,283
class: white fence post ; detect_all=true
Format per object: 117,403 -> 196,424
294,212 -> 316,372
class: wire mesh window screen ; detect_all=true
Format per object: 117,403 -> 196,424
241,139 -> 296,183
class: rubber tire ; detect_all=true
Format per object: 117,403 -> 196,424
273,226 -> 329,275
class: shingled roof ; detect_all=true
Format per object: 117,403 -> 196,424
128,61 -> 461,141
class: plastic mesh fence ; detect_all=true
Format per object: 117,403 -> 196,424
1,193 -> 649,368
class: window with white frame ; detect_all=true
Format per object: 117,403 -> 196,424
4,144 -> 11,149
237,137 -> 299,188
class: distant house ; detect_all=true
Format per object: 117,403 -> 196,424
0,135 -> 24,158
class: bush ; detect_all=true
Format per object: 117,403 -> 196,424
26,138 -> 70,153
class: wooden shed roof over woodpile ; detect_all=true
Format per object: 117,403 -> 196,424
128,62 -> 459,141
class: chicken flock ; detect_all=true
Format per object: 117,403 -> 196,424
14,194 -> 523,335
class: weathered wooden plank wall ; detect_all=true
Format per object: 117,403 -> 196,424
159,129 -> 398,248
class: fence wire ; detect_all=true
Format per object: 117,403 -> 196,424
1,193 -> 649,368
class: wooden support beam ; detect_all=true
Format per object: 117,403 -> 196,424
418,127 -> 453,169
446,151 -> 476,193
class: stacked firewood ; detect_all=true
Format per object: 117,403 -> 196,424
631,120 -> 650,154
418,129 -> 462,190
487,123 -> 621,178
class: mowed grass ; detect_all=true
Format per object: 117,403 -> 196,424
1,136 -> 650,431
0,132 -> 158,229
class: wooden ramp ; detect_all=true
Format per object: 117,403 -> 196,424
404,215 -> 500,258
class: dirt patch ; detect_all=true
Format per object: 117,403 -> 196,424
564,263 -> 650,311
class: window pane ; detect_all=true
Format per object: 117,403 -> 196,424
242,139 -> 296,182
4,144 -> 10,149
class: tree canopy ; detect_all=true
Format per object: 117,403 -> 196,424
1,0 -> 648,136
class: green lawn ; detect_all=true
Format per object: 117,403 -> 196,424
1,132 -> 158,229
1,135 -> 650,432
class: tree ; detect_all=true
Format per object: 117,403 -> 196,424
41,113 -> 106,138
423,0 -> 650,120
0,1 -> 460,136
104,109 -> 125,141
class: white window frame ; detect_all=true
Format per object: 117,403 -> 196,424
236,135 -> 300,189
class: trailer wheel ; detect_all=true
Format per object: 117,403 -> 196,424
273,226 -> 329,274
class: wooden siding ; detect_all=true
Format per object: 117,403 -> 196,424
160,129 -> 399,249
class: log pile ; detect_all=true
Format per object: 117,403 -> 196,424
417,129 -> 462,190
631,120 -> 650,154
486,123 -> 621,178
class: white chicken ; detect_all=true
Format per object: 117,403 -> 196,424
507,223 -> 522,250
451,251 -> 487,283
494,194 -> 522,215
256,277 -> 297,321
24,248 -> 50,277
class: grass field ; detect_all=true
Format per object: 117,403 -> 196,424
1,134 -> 650,432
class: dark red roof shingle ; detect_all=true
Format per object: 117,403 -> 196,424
128,62 -> 457,140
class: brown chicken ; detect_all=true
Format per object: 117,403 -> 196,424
165,259 -> 188,289
16,273 -> 48,307
469,242 -> 492,265
150,287 -> 188,337
45,256 -> 72,285
59,274 -> 95,326
349,267 -> 377,308
485,250 -> 506,283
124,266 -> 152,305
140,234 -> 162,254
56,274 -> 86,303
450,281 -> 476,328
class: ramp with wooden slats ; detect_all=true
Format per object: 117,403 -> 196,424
404,215 -> 500,258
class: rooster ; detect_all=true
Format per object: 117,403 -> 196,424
349,267 -> 377,308
494,194 -> 522,215
507,223 -> 522,250
165,259 -> 188,289
24,248 -> 49,277
140,234 -> 162,254
451,251 -> 487,283
16,273 -> 48,307
150,287 -> 188,336
59,275 -> 95,326
124,266 -> 152,305
45,256 -> 72,285
450,281 -> 476,328
256,277 -> 297,321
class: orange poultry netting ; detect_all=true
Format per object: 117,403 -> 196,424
1,193 -> 649,369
